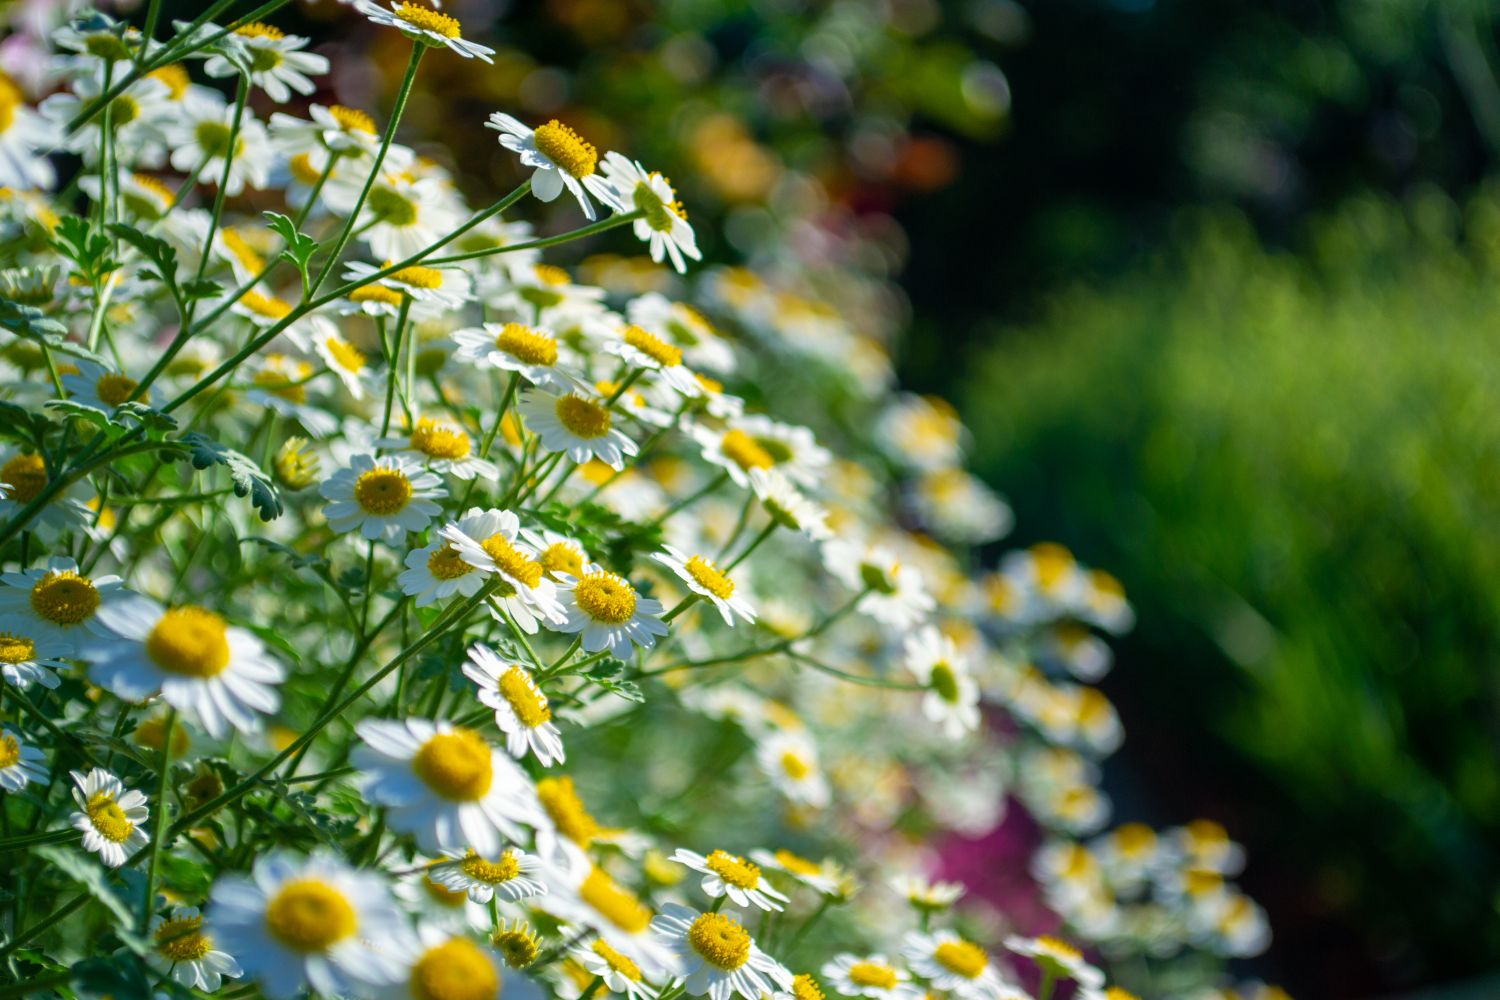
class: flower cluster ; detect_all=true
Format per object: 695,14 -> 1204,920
0,6 -> 1283,1000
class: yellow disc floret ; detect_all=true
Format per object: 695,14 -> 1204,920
684,556 -> 734,600
933,940 -> 988,979
498,666 -> 551,727
94,373 -> 138,408
145,606 -> 232,678
792,974 -> 825,1000
537,776 -> 600,847
427,544 -> 475,581
460,848 -> 521,884
409,418 -> 472,461
573,571 -> 637,625
533,120 -> 599,178
412,729 -> 493,801
622,325 -> 682,367
394,2 -> 462,39
155,914 -> 214,962
86,792 -> 135,843
495,323 -> 558,366
847,963 -> 899,990
720,429 -> 775,472
0,633 -> 35,665
687,912 -> 751,970
554,394 -> 612,440
29,569 -> 101,626
354,467 -> 413,515
1,453 -> 46,504
409,938 -> 501,1000
0,732 -> 19,768
481,534 -> 545,588
330,105 -> 376,134
704,850 -> 760,890
592,939 -> 642,981
578,866 -> 652,934
387,263 -> 445,289
265,879 -> 358,953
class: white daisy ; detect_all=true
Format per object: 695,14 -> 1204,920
452,321 -> 581,391
204,23 -> 329,103
653,902 -> 792,1000
748,468 -> 830,542
601,153 -> 700,273
486,114 -> 618,220
313,328 -> 372,399
390,928 -> 543,1000
354,1 -> 497,61
823,540 -> 935,631
352,717 -> 548,856
556,568 -> 668,659
319,453 -> 446,542
891,874 -> 965,912
902,931 -> 1013,1000
70,768 -> 149,868
539,856 -> 676,978
464,645 -> 565,766
378,416 -> 497,481
148,904 -> 244,993
734,415 -> 831,489
820,955 -> 919,1000
428,845 -> 549,903
59,360 -> 158,413
522,527 -> 591,581
0,556 -> 126,655
398,537 -> 490,607
670,848 -> 788,912
168,101 -> 272,196
439,508 -> 567,634
0,80 -> 58,190
1000,935 -> 1104,990
754,731 -> 830,809
269,103 -> 382,157
573,936 -> 657,1000
84,596 -> 286,740
517,389 -> 638,470
626,294 -> 737,375
0,628 -> 69,690
0,448 -> 93,539
605,324 -> 702,399
324,159 -> 464,262
652,546 -> 755,626
0,726 -> 48,790
207,851 -> 414,1000
693,425 -> 777,489
342,260 -> 471,317
903,626 -> 981,740
244,351 -> 340,438
748,849 -> 845,897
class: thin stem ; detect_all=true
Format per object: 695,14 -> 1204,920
139,708 -> 176,934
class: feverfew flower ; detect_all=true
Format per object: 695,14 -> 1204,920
208,851 -> 414,1000
821,955 -> 919,1000
320,453 -> 446,542
464,645 -> 565,766
85,596 -> 286,740
556,568 -> 668,659
59,360 -> 157,413
378,415 -> 497,481
0,556 -> 126,655
169,102 -> 272,195
750,468 -> 831,542
755,731 -> 830,809
148,905 -> 244,993
429,845 -> 549,903
903,931 -> 1014,1000
452,321 -> 579,390
653,545 -> 755,626
206,23 -> 329,103
902,627 -> 981,740
1001,935 -> 1104,991
487,114 -> 617,220
0,726 -> 48,790
393,929 -> 542,1000
518,389 -> 638,470
70,768 -> 149,868
653,901 -> 792,1000
0,629 -> 69,690
606,324 -> 702,398
354,1 -> 496,61
823,541 -> 935,631
440,508 -> 567,633
671,848 -> 789,912
602,152 -> 700,273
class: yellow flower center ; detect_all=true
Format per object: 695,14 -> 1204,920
773,849 -> 822,877
481,534 -> 544,588
265,879 -> 358,953
793,974 -> 825,1000
155,914 -> 214,962
330,104 -> 376,134
704,850 -> 760,889
537,776 -> 599,847
413,728 -> 493,801
221,227 -> 265,272
387,263 -> 444,289
534,264 -> 571,286
86,792 -> 135,843
540,542 -> 584,577
460,848 -> 521,884
239,290 -> 293,320
427,544 -> 474,581
493,922 -> 539,967
351,284 -> 405,307
780,751 -> 811,780
1,453 -> 46,504
29,570 -> 100,625
553,394 -> 612,440
933,940 -> 987,979
353,468 -> 413,515
88,373 -> 136,409
148,64 -> 190,100
592,939 -> 642,981
688,913 -> 751,970
622,325 -> 682,368
0,633 -> 35,665
1036,936 -> 1083,963
720,429 -> 775,471
684,556 -> 734,600
194,120 -> 242,159
367,184 -> 419,226
848,963 -> 899,990
494,323 -> 558,366
145,606 -> 231,678
135,715 -> 191,756
410,418 -> 472,460
498,666 -> 551,727
1105,990 -> 1141,1000
410,938 -> 499,1000
0,733 -> 19,768
578,866 -> 653,934
532,120 -> 598,178
235,22 -> 284,39
323,335 -> 367,374
573,571 -> 637,625
395,2 -> 463,39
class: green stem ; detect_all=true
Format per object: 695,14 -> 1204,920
0,828 -> 80,853
139,708 -> 176,933
426,211 -> 642,266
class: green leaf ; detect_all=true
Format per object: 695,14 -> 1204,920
112,400 -> 178,435
33,844 -> 139,934
71,953 -> 154,999
265,211 -> 319,290
0,296 -> 113,370
51,215 -> 119,282
180,432 -> 284,521
240,536 -> 328,572
109,222 -> 179,298
181,277 -> 224,301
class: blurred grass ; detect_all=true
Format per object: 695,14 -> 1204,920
961,188 -> 1500,987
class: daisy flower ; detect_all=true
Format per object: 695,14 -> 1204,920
313,328 -> 371,399
269,103 -> 381,157
573,936 -> 656,1000
1000,936 -> 1104,991
749,468 -> 830,542
342,260 -> 471,316
0,629 -> 69,690
671,848 -> 789,912
754,731 -> 830,809
0,726 -> 48,790
902,627 -> 980,740
749,849 -> 845,897
398,537 -> 490,607
378,415 -> 498,481
487,114 -> 617,220
891,874 -> 965,912
0,78 -> 58,190
169,102 -> 272,196
70,768 -> 149,868
518,389 -> 638,470
627,294 -> 736,374
320,453 -> 446,542
903,931 -> 1013,1000
207,851 -> 414,1000
464,645 -> 565,766
354,1 -> 496,61
734,415 -> 831,489
452,321 -> 580,390
539,858 -> 675,977
653,901 -> 792,1000
85,596 -> 286,740
59,360 -> 157,413
556,568 -> 668,659
693,426 -> 776,489
522,527 -> 590,581
820,955 -> 919,1000
0,556 -> 126,655
148,904 -> 244,993
601,153 -> 700,273
605,324 -> 702,399
245,352 -> 339,438
652,546 -> 755,626
394,929 -> 542,1000
823,541 -> 935,631
428,845 -> 549,903
0,448 -> 93,538
439,508 -> 567,633
326,161 -> 463,262
352,717 -> 547,856
205,23 -> 328,103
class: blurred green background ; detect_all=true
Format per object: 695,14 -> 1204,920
127,0 -> 1500,992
